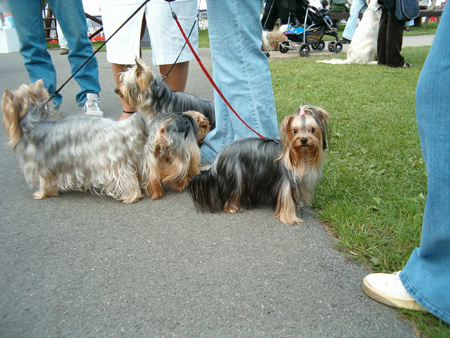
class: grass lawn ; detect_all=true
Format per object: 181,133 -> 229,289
269,45 -> 449,337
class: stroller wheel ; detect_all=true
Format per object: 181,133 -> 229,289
317,40 -> 325,51
335,42 -> 343,53
279,41 -> 289,54
299,44 -> 310,57
328,41 -> 335,53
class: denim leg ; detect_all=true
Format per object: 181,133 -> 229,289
7,0 -> 62,107
342,0 -> 367,40
49,0 -> 101,106
201,0 -> 279,163
400,4 -> 450,324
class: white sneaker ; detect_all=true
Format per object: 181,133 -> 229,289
363,271 -> 428,312
84,93 -> 103,117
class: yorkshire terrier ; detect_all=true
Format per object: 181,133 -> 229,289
115,58 -> 215,128
1,80 -> 147,203
189,105 -> 330,225
144,110 -> 210,199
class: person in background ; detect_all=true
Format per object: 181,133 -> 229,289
56,20 -> 69,55
7,0 -> 103,116
100,0 -> 198,120
261,0 -> 292,30
340,0 -> 368,44
363,4 -> 450,324
377,0 -> 411,67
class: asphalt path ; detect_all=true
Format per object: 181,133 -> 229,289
0,43 -> 424,337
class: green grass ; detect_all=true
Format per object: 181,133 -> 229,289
269,46 -> 449,337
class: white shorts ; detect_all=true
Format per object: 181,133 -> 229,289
100,0 -> 198,65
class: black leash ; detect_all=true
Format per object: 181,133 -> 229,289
45,0 -> 151,106
162,11 -> 198,81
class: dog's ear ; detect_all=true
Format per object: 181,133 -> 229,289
134,57 -> 152,92
135,57 -> 146,72
2,89 -> 13,105
280,114 -> 294,134
313,106 -> 329,121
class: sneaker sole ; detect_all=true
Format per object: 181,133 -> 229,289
362,277 -> 428,312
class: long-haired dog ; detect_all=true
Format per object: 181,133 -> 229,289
318,0 -> 381,64
189,105 -> 330,225
262,30 -> 288,51
144,110 -> 210,199
115,58 -> 215,128
2,80 -> 147,204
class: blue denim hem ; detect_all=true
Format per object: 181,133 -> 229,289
400,271 -> 450,324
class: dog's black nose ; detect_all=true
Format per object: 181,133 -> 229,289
301,138 -> 308,145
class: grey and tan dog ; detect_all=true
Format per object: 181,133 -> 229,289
2,80 -> 210,203
2,80 -> 146,203
116,58 -> 215,128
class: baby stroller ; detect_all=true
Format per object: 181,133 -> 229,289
277,0 -> 343,57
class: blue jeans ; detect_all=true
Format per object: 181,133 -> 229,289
8,0 -> 101,108
341,0 -> 367,40
400,4 -> 450,324
201,0 -> 279,162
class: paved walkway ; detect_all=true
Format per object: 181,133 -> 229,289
0,37 -> 432,337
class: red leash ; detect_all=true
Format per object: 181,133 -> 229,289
169,7 -> 266,140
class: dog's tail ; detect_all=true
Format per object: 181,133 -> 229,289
188,170 -> 222,213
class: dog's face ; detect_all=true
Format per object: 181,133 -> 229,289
279,106 -> 329,171
2,79 -> 49,146
115,58 -> 154,111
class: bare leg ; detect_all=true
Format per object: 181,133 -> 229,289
112,63 -> 137,120
159,61 -> 189,92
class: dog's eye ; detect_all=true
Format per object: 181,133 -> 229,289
293,128 -> 298,134
311,127 -> 315,133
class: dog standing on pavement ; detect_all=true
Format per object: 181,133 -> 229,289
189,105 -> 330,225
2,80 -> 146,203
318,0 -> 381,64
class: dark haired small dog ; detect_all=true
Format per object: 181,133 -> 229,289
115,57 -> 215,128
189,105 -> 330,225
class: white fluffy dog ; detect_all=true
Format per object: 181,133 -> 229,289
262,30 -> 288,51
318,0 -> 381,64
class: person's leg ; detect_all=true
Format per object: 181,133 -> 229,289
56,21 -> 69,52
49,0 -> 102,106
400,3 -> 450,324
377,6 -> 388,65
385,10 -> 405,67
201,0 -> 279,163
261,0 -> 279,30
145,0 -> 198,67
112,63 -> 137,120
7,0 -> 62,107
341,0 -> 367,40
159,62 -> 189,92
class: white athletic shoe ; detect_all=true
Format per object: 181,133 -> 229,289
363,271 -> 428,312
84,93 -> 103,117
